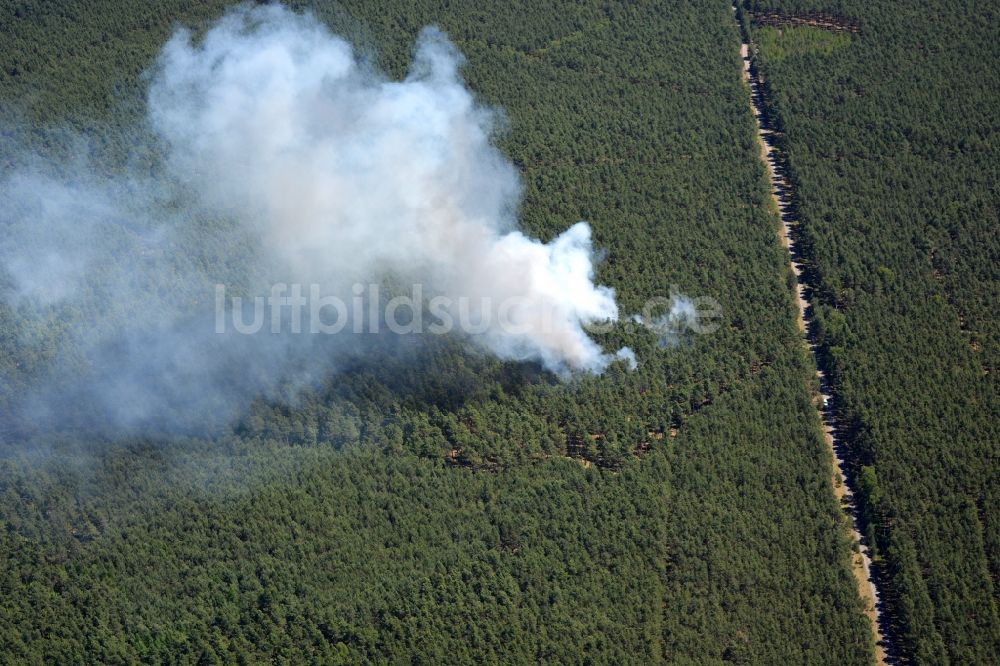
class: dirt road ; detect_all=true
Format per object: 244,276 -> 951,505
734,6 -> 893,663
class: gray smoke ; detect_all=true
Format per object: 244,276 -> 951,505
0,5 -> 629,436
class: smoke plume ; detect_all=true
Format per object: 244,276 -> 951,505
0,4 -> 628,435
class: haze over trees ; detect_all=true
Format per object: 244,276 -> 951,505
1,0 -> 994,663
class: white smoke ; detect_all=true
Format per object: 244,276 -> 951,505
634,295 -> 697,348
614,347 -> 638,371
0,5 -> 630,435
148,5 -> 623,373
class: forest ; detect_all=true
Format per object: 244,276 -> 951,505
743,0 -> 1000,663
1,0 -> 994,663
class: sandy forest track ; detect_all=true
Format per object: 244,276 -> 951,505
733,6 -> 892,664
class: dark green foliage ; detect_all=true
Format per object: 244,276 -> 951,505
746,0 -> 1000,662
0,0 -> 878,662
